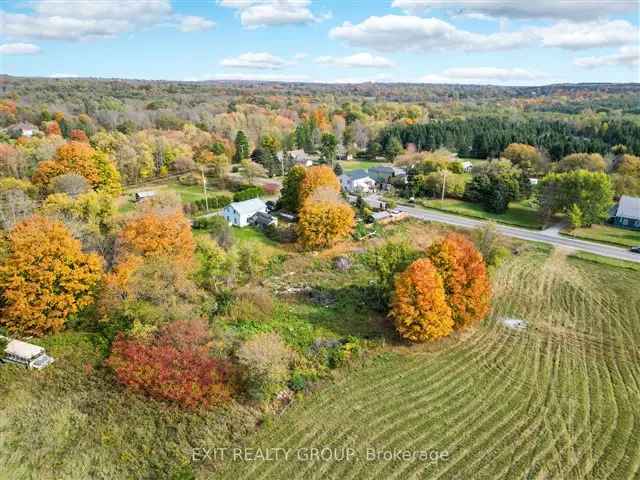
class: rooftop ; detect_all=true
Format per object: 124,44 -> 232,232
228,197 -> 266,215
616,195 -> 640,220
5,339 -> 44,360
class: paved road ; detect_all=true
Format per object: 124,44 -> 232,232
397,204 -> 640,264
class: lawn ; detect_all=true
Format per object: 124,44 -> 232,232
417,198 -> 545,229
118,180 -> 233,213
565,224 -> 640,248
217,249 -> 640,480
340,160 -> 388,172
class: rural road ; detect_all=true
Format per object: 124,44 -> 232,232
397,204 -> 640,264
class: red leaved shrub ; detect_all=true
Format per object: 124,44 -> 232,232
108,319 -> 233,408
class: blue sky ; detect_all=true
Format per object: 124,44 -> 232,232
1,1 -> 638,85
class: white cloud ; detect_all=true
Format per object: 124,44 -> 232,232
535,20 -> 639,50
0,43 -> 41,55
0,0 -> 214,40
329,15 -> 532,53
330,15 -> 639,53
221,52 -> 290,69
575,45 -> 640,68
421,67 -> 548,84
218,0 -> 330,28
187,72 -> 309,82
0,12 -> 132,40
391,0 -> 638,21
293,52 -> 308,60
315,53 -> 395,68
333,73 -> 394,83
178,16 -> 216,32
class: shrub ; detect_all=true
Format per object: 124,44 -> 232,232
389,258 -> 453,342
363,241 -> 420,307
263,182 -> 280,196
189,194 -> 232,214
233,186 -> 264,202
107,319 -> 233,408
236,332 -> 294,401
426,233 -> 492,329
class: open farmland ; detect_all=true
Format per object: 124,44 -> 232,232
217,249 -> 640,480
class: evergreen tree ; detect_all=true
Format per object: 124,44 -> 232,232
233,130 -> 250,163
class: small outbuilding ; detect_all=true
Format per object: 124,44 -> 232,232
223,197 -> 268,227
461,161 -> 473,173
134,190 -> 156,202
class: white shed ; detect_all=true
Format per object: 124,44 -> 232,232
223,198 -> 267,227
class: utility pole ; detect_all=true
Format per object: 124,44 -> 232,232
201,166 -> 209,212
441,169 -> 447,202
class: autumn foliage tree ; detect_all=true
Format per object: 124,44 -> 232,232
298,165 -> 341,205
117,209 -> 195,267
297,188 -> 355,250
32,141 -> 121,195
107,319 -> 233,408
426,233 -> 492,329
389,258 -> 453,342
0,216 -> 103,335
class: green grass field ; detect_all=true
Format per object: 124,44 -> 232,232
217,250 -> 640,479
565,224 -> 640,248
418,198 -> 545,229
3,222 -> 639,479
340,160 -> 387,172
118,180 -> 233,213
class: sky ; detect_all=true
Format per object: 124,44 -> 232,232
0,0 -> 639,85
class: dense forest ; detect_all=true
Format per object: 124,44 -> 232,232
379,116 -> 640,160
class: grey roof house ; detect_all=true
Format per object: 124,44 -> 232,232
611,195 -> 640,230
223,198 -> 268,227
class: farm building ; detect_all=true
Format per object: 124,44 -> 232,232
340,170 -> 376,194
610,195 -> 640,230
223,198 -> 268,227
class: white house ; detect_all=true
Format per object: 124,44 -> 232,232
461,161 -> 473,173
2,338 -> 54,369
223,198 -> 268,227
340,170 -> 377,194
7,122 -> 40,138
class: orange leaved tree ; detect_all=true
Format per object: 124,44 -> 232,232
117,209 -> 195,267
297,188 -> 355,250
0,216 -> 103,335
389,258 -> 453,342
426,233 -> 491,329
298,165 -> 341,205
33,141 -> 101,187
32,141 -> 121,195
